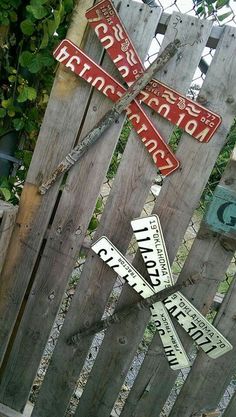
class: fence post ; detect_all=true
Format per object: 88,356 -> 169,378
0,201 -> 18,275
0,0 -> 94,366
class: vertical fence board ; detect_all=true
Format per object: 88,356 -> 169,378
0,4 -> 235,417
165,150 -> 236,417
0,0 -> 96,365
0,1 -> 159,413
121,147 -> 236,417
120,24 -> 236,417
23,3 -> 162,417
73,13 -> 214,417
168,272 -> 236,417
0,202 -> 17,276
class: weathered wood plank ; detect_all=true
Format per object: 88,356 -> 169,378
158,12 -> 223,49
120,154 -> 236,417
0,0 -> 96,365
71,13 -> 214,417
120,24 -> 236,414
164,148 -> 236,417
167,271 -> 236,417
0,402 -> 32,417
29,4 -> 164,417
0,201 -> 17,275
0,1 -> 160,414
39,38 -> 181,193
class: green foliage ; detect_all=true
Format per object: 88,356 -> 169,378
0,0 -> 74,203
202,118 -> 236,204
107,120 -> 132,180
88,197 -> 103,233
194,0 -> 232,21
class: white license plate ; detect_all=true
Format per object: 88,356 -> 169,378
163,292 -> 232,359
131,215 -> 173,290
92,237 -> 190,369
131,215 -> 233,359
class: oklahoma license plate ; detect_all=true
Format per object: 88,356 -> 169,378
92,236 -> 190,369
130,215 -> 233,359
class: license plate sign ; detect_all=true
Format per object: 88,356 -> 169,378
131,215 -> 232,359
131,215 -> 173,291
86,0 -> 222,143
163,292 -> 232,359
92,236 -> 190,369
54,39 -> 179,176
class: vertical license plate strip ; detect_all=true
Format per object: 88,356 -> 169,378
131,216 -> 190,368
92,237 -> 190,369
53,39 -> 179,176
131,215 -> 233,359
86,0 -> 222,143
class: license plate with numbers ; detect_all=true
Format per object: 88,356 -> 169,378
163,292 -> 232,359
131,215 -> 173,291
86,0 -> 222,143
53,39 -> 179,176
131,215 -> 232,359
92,236 -> 190,369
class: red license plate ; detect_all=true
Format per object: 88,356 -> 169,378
86,0 -> 222,143
54,39 -> 180,176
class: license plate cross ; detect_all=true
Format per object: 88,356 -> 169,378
86,0 -> 222,143
91,215 -> 232,369
53,0 -> 221,177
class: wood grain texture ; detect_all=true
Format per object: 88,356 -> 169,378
120,26 -> 236,417
168,272 -> 236,417
72,12 -> 214,417
0,1 -> 160,414
160,147 -> 236,417
0,402 -> 32,417
223,390 -> 236,417
0,0 -> 95,366
0,201 -> 17,276
29,4 -> 162,417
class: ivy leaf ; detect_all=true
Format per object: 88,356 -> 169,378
21,19 -> 35,36
218,11 -> 232,20
9,11 -> 18,22
88,217 -> 99,232
8,110 -> 16,117
27,55 -> 43,73
39,50 -> 54,67
196,5 -> 205,15
13,118 -> 25,130
0,108 -> 6,118
0,187 -> 11,201
19,51 -> 33,67
8,74 -> 17,83
64,0 -> 73,13
216,0 -> 230,9
40,22 -> 49,49
17,86 -> 37,102
26,5 -> 48,19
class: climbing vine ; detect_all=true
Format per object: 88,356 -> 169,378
0,0 -> 74,202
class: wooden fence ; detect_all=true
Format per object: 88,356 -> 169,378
0,1 -> 236,417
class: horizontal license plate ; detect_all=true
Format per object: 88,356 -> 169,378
86,0 -> 222,142
54,39 -> 179,176
163,292 -> 232,359
92,236 -> 190,369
